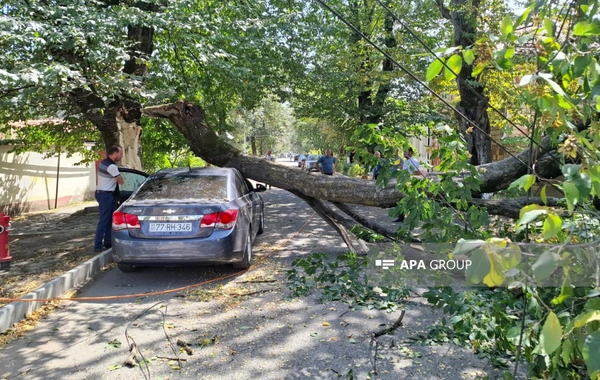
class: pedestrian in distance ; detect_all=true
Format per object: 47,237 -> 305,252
94,145 -> 125,252
316,149 -> 337,175
391,148 -> 403,172
348,149 -> 356,164
394,147 -> 421,223
298,153 -> 307,170
402,147 -> 421,175
372,151 -> 386,180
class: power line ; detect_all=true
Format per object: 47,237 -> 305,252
313,0 -> 533,170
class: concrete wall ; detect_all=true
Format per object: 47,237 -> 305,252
0,146 -> 96,214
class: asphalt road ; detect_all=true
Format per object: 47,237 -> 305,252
0,159 -> 510,380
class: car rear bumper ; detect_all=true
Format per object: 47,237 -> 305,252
111,228 -> 246,266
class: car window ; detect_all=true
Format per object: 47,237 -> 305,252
234,174 -> 250,197
132,175 -> 228,200
119,171 -> 147,192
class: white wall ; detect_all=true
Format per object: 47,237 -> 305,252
0,146 -> 96,214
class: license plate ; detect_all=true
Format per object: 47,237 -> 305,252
149,222 -> 192,232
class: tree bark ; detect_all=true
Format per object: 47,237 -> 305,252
437,0 -> 492,165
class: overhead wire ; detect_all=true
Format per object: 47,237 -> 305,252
313,0 -> 533,171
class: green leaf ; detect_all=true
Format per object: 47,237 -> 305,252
514,3 -> 535,28
566,311 -> 600,333
583,331 -> 600,377
532,250 -> 560,281
517,209 -> 547,227
589,165 -> 600,197
561,339 -> 573,365
426,58 -> 444,82
573,21 -> 600,36
463,49 -> 475,65
562,182 -> 579,211
465,249 -> 491,285
471,62 -> 485,77
538,311 -> 562,355
444,54 -> 463,80
482,250 -> 506,287
544,18 -> 555,37
573,174 -> 593,199
540,76 -> 567,97
501,15 -> 514,38
573,55 -> 591,77
562,164 -> 582,178
508,174 -> 536,191
519,74 -> 535,86
453,239 -> 485,256
542,214 -> 562,240
540,185 -> 547,205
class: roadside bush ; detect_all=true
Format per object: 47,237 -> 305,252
347,163 -> 366,178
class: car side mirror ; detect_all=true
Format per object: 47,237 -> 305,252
255,184 -> 267,192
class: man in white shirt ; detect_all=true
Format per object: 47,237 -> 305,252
394,148 -> 421,223
94,145 -> 124,252
402,148 -> 420,175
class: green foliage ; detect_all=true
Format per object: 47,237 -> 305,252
286,252 -> 409,311
350,225 -> 385,243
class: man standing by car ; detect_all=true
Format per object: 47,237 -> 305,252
316,149 -> 337,175
94,145 -> 124,252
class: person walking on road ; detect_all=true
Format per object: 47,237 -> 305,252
316,149 -> 337,175
94,145 -> 124,252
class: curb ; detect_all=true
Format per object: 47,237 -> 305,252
0,249 -> 113,333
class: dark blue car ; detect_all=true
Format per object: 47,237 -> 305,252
111,167 -> 265,272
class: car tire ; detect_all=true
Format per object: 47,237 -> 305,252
257,209 -> 264,235
233,234 -> 252,270
117,263 -> 138,273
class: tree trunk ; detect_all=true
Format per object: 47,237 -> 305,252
437,0 -> 492,165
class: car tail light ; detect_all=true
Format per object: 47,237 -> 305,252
200,210 -> 238,229
112,211 -> 141,230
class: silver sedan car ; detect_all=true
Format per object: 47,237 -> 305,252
111,167 -> 266,272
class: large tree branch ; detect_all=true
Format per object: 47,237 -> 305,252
142,101 -> 569,218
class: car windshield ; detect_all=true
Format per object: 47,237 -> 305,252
132,175 -> 227,200
308,155 -> 319,160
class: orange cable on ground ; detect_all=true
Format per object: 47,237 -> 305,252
0,213 -> 316,304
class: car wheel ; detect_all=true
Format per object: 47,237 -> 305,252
257,209 -> 264,235
117,263 -> 138,273
233,234 -> 252,270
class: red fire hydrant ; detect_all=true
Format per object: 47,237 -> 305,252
0,212 -> 12,270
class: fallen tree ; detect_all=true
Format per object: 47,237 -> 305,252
141,100 -> 569,251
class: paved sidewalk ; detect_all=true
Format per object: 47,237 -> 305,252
0,189 -> 510,379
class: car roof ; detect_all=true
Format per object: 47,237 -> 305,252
154,167 -> 238,177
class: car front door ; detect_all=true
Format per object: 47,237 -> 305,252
115,168 -> 149,207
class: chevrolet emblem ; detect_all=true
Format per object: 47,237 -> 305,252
162,209 -> 176,214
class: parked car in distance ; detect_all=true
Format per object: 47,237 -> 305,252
111,167 -> 266,272
306,154 -> 323,172
293,153 -> 300,162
